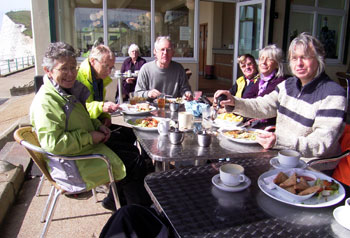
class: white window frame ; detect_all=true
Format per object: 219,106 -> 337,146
290,0 -> 349,64
90,0 -> 199,64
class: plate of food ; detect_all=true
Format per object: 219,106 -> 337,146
154,97 -> 184,106
126,117 -> 159,131
258,168 -> 345,208
120,103 -> 156,115
220,128 -> 266,144
212,113 -> 244,128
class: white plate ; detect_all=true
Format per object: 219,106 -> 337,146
258,169 -> 345,208
270,157 -> 308,169
220,128 -> 266,144
333,206 -> 350,230
126,118 -> 159,131
211,119 -> 242,128
120,104 -> 156,115
212,174 -> 251,192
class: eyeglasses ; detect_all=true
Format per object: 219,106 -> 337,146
96,59 -> 115,71
156,48 -> 173,53
54,65 -> 77,74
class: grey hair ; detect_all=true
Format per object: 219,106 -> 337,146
42,42 -> 76,71
154,36 -> 172,51
288,32 -> 325,78
259,44 -> 284,77
128,44 -> 140,56
89,44 -> 115,61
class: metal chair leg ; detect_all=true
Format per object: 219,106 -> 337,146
92,188 -> 98,203
40,186 -> 55,223
35,174 -> 45,197
41,189 -> 62,238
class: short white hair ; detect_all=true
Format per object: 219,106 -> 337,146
128,44 -> 140,56
154,36 -> 172,51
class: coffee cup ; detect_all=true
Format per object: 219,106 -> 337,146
345,197 -> 350,209
278,149 -> 301,168
178,112 -> 193,131
157,118 -> 171,136
220,164 -> 246,187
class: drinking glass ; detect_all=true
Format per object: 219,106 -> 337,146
157,93 -> 166,109
129,92 -> 136,105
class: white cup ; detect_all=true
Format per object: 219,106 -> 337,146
178,112 -> 193,131
220,164 -> 246,187
127,70 -> 132,77
157,118 -> 171,136
278,149 -> 301,168
134,70 -> 139,76
345,197 -> 350,208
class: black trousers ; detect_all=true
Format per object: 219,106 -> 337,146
109,124 -> 154,173
100,205 -> 168,238
105,125 -> 152,206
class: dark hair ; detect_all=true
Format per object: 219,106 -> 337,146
42,42 -> 77,70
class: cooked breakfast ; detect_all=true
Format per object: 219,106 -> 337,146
217,113 -> 243,122
133,117 -> 159,128
223,129 -> 258,141
136,103 -> 151,111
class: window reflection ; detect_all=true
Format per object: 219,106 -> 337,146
56,0 -> 195,59
155,0 -> 194,57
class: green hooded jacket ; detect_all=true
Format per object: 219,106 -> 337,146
30,75 -> 126,192
76,58 -> 112,120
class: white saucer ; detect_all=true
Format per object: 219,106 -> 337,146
333,206 -> 350,230
211,174 -> 251,192
269,157 -> 308,169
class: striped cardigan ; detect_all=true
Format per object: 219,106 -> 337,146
227,72 -> 347,159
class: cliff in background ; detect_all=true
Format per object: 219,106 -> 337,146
0,11 -> 33,60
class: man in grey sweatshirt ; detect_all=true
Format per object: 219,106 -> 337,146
134,36 -> 192,99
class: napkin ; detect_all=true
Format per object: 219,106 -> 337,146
184,101 -> 209,117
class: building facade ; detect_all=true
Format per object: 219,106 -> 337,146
31,0 -> 350,96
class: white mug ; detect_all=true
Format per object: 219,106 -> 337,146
278,149 -> 301,168
220,164 -> 246,187
178,112 -> 193,131
157,118 -> 171,136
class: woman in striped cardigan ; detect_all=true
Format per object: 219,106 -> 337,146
214,33 -> 346,159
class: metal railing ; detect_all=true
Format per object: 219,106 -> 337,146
0,56 -> 35,76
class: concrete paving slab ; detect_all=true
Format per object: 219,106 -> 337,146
0,177 -> 113,238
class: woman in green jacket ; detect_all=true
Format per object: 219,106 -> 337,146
31,42 -> 151,210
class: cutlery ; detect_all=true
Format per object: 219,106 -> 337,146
210,94 -> 227,121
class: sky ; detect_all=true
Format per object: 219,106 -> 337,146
0,0 -> 31,30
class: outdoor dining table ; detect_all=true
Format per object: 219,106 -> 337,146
144,156 -> 350,238
123,108 -> 278,171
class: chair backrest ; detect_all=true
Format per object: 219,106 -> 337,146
13,126 -> 60,189
34,75 -> 44,93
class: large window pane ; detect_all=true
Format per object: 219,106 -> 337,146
75,6 -> 104,57
238,5 -> 262,59
107,0 -> 151,57
155,0 -> 194,57
317,15 -> 342,59
292,0 -> 315,6
319,0 -> 345,9
288,12 -> 313,45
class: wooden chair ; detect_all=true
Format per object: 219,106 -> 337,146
14,126 -> 121,238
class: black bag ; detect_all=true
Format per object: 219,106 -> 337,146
100,205 -> 168,238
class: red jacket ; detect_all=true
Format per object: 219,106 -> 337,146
333,124 -> 350,186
